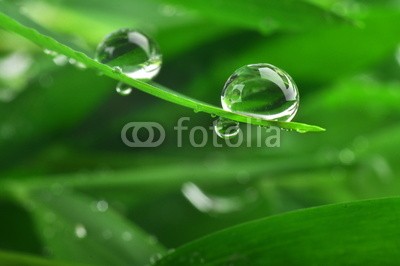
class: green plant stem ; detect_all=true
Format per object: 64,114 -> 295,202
0,7 -> 325,132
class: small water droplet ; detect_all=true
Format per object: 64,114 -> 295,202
43,49 -> 57,56
74,224 -> 87,239
193,105 -> 201,113
339,148 -> 355,165
221,64 -> 299,121
69,58 -> 87,69
295,128 -> 307,133
148,235 -> 158,245
95,29 -> 162,80
53,54 -> 68,66
116,82 -> 132,96
150,253 -> 163,265
113,66 -> 123,73
189,252 -> 205,264
122,231 -> 133,241
96,200 -> 109,212
0,88 -> 16,103
371,155 -> 393,181
167,248 -> 176,255
213,117 -> 240,139
159,4 -> 178,17
210,113 -> 217,118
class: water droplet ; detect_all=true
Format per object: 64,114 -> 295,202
96,200 -> 109,212
122,231 -> 133,242
371,155 -> 393,181
167,248 -> 176,255
148,235 -> 158,245
189,252 -> 205,264
69,58 -> 87,69
236,170 -> 250,184
181,182 -> 245,214
213,117 -> 240,139
159,4 -> 178,17
0,87 -> 16,103
295,128 -> 307,133
113,66 -> 123,73
43,49 -> 57,56
53,54 -> 68,66
193,105 -> 201,113
74,224 -> 87,239
339,148 -> 355,165
150,253 -> 163,265
116,82 -> 132,96
221,64 -> 299,121
95,29 -> 162,80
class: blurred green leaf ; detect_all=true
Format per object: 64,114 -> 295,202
156,197 -> 400,265
13,189 -> 165,266
0,250 -> 83,266
156,0 -> 349,33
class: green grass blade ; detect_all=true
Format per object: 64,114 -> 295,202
0,250 -> 85,266
13,189 -> 165,266
156,197 -> 400,265
0,7 -> 325,133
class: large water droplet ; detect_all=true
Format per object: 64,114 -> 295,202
95,29 -> 162,80
213,117 -> 240,139
116,82 -> 132,96
221,64 -> 299,122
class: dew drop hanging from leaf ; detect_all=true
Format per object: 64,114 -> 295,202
214,117 -> 240,139
116,82 -> 133,96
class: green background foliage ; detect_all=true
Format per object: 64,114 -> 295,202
1,0 -> 400,265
